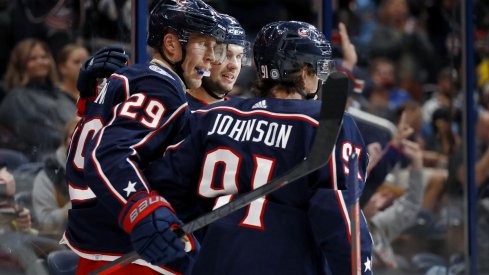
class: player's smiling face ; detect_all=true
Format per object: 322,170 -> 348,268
182,33 -> 219,89
208,44 -> 243,92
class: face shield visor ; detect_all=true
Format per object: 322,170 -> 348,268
316,58 -> 336,83
237,41 -> 252,67
212,40 -> 251,66
179,30 -> 229,65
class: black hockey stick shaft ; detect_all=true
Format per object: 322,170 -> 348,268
92,71 -> 349,275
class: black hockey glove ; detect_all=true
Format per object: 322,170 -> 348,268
119,191 -> 196,266
77,46 -> 128,99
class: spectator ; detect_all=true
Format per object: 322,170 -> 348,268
57,44 -> 89,103
448,109 -> 489,195
369,0 -> 436,99
0,163 -> 47,275
423,107 -> 461,168
0,166 -> 34,234
363,139 -> 424,270
421,67 -> 460,135
0,38 -> 76,161
364,57 -> 412,122
418,107 -> 461,215
359,110 -> 414,207
32,118 -> 78,238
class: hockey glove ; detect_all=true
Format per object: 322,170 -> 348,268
77,46 -> 128,99
118,191 -> 190,266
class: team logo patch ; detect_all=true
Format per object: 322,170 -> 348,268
270,69 -> 280,80
149,65 -> 175,80
298,27 -> 310,38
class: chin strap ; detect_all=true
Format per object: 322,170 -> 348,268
204,87 -> 229,100
296,88 -> 318,100
300,79 -> 323,100
202,78 -> 230,100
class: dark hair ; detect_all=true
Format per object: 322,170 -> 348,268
250,64 -> 315,98
251,79 -> 300,98
431,107 -> 450,132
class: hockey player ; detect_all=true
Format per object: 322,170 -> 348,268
63,0 -> 227,274
77,13 -> 249,112
146,21 -> 373,275
185,13 -> 251,109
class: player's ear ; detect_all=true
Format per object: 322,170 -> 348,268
162,33 -> 182,63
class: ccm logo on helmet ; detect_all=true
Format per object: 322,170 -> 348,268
228,27 -> 244,35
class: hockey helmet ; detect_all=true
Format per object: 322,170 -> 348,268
147,0 -> 227,49
253,21 -> 334,82
221,14 -> 251,66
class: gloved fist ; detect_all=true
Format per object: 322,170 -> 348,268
77,46 -> 128,99
119,191 -> 192,266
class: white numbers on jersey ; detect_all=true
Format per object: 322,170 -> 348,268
73,119 -> 104,169
198,148 -> 276,230
341,142 -> 363,180
119,93 -> 166,129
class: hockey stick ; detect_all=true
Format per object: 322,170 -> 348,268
347,153 -> 361,275
91,71 -> 349,275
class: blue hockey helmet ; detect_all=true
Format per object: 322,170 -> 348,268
147,0 -> 227,49
253,21 -> 334,82
221,13 -> 251,66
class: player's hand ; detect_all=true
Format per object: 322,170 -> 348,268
77,46 -> 129,99
119,191 -> 192,266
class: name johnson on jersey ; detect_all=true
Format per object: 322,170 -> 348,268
207,113 -> 293,149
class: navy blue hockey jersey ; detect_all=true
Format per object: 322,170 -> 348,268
64,62 -> 195,274
185,91 -> 232,110
146,97 -> 373,275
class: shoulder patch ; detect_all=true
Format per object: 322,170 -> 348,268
149,64 -> 175,80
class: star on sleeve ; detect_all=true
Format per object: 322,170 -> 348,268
364,257 -> 372,272
123,181 -> 137,197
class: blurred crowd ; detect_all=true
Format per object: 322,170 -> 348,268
0,0 -> 489,274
